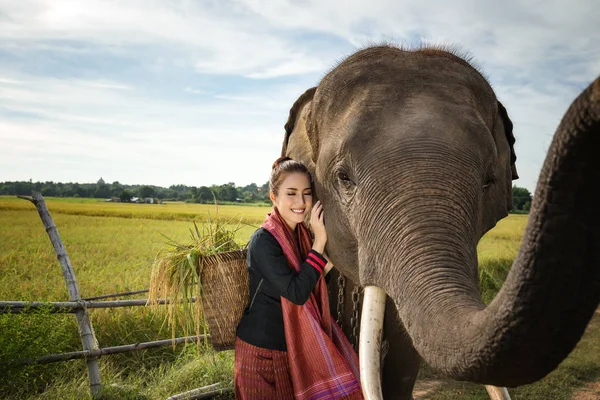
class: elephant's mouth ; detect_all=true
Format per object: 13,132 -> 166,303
358,285 -> 511,400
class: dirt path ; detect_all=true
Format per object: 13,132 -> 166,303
570,381 -> 600,399
571,310 -> 600,400
412,380 -> 444,399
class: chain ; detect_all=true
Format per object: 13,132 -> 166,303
350,286 -> 360,350
336,275 -> 346,329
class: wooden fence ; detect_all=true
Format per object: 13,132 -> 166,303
2,192 -> 230,400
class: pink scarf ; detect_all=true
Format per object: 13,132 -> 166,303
262,207 -> 363,400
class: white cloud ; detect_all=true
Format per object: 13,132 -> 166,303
184,87 -> 208,95
0,0 -> 329,78
0,0 -> 598,192
0,72 -> 296,187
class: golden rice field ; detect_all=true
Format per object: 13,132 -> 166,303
0,195 -> 270,225
0,196 -> 598,400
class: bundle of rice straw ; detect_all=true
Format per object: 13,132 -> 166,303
148,214 -> 249,350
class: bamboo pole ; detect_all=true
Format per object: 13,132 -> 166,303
2,297 -> 197,313
191,388 -> 233,400
18,192 -> 102,398
83,289 -> 149,301
16,335 -> 206,365
165,383 -> 222,400
166,383 -> 233,400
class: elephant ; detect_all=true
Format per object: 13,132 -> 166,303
280,44 -> 600,399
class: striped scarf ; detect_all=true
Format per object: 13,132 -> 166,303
262,207 -> 363,400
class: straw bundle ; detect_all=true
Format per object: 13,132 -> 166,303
148,216 -> 250,349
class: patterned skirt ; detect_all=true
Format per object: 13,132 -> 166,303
234,337 -> 294,400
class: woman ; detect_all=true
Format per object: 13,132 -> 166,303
235,157 -> 363,400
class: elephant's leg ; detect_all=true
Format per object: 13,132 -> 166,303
381,297 -> 420,400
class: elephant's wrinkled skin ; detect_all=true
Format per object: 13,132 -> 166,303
281,45 -> 600,399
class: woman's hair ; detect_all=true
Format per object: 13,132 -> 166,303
269,157 -> 311,196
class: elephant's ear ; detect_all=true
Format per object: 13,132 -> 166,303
497,100 -> 519,180
281,87 -> 317,157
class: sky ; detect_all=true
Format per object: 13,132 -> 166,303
1,1 -> 598,193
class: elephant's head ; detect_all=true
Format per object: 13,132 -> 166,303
282,45 -> 600,393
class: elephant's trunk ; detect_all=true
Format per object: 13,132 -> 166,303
369,77 -> 600,387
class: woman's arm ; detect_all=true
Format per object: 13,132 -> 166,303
322,251 -> 334,276
251,230 -> 326,305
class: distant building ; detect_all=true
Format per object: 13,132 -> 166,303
129,197 -> 158,204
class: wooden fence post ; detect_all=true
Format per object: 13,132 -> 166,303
19,192 -> 102,399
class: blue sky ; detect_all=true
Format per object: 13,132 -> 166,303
1,1 -> 598,193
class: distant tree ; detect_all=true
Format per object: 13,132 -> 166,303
240,183 -> 258,202
94,181 -> 111,198
110,181 -> 123,197
169,184 -> 192,201
512,186 -> 532,213
14,181 -> 34,195
0,179 -> 274,202
242,183 -> 258,192
55,182 -> 65,197
155,187 -> 177,200
177,191 -> 191,201
259,181 -> 270,201
73,183 -> 88,198
196,186 -> 214,203
139,185 -> 155,199
217,183 -> 238,202
120,190 -> 133,202
41,186 -> 56,197
61,184 -> 75,197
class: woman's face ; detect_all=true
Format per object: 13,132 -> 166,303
270,172 -> 312,230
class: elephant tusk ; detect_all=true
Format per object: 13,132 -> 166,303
485,385 -> 512,400
359,285 -> 387,400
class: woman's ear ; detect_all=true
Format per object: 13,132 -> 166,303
269,191 -> 277,203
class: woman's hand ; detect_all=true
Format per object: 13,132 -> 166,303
310,201 -> 327,254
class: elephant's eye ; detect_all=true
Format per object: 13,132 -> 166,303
337,171 -> 355,185
335,168 -> 356,202
338,171 -> 351,181
483,172 -> 496,190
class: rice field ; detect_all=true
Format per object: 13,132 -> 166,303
0,196 -> 269,225
0,196 -> 597,399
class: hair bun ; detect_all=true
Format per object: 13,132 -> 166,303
272,156 -> 293,170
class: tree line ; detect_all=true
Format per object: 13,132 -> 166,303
0,178 -> 271,204
0,179 -> 533,211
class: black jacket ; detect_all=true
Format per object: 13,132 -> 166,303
235,228 -> 326,351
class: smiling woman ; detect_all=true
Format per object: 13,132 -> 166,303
268,159 -> 314,230
234,156 -> 362,400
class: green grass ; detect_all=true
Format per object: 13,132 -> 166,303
0,199 -> 598,399
0,201 -> 252,399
